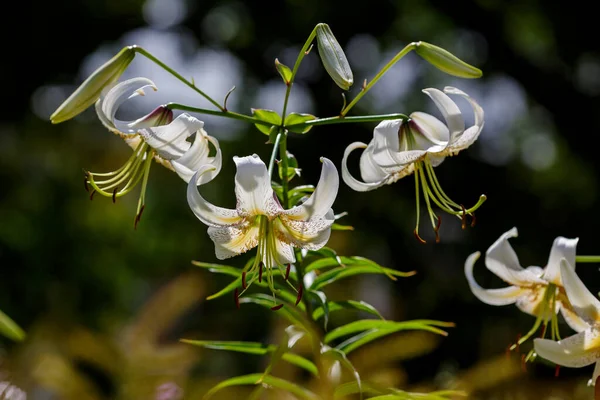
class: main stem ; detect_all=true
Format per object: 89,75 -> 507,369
167,103 -> 272,126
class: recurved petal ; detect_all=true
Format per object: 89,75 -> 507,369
465,252 -> 525,306
139,114 -> 201,160
534,330 -> 600,368
371,119 -> 428,167
544,236 -> 579,285
207,219 -> 260,260
443,87 -> 484,151
410,112 -> 449,144
187,166 -> 242,227
360,142 -> 390,182
341,142 -> 389,192
172,132 -> 222,184
276,209 -> 334,250
233,154 -> 282,217
485,227 -> 546,286
422,88 -> 465,141
96,77 -> 157,133
284,157 -> 339,220
560,262 -> 600,325
560,299 -> 591,333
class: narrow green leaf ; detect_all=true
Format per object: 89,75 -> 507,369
181,340 -> 318,377
0,309 -> 25,342
311,265 -> 416,290
203,373 -> 319,400
312,300 -> 384,321
325,319 -> 454,344
284,113 -> 318,134
331,223 -> 354,231
322,347 -> 362,399
239,294 -> 311,332
275,58 -> 293,84
334,381 -> 393,398
192,261 -> 241,278
251,109 -> 281,135
206,277 -> 241,300
308,290 -> 329,330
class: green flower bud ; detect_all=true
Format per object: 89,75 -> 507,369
316,23 -> 353,90
50,46 -> 136,124
414,41 -> 482,79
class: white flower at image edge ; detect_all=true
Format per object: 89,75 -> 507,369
187,154 -> 339,290
535,263 -> 600,386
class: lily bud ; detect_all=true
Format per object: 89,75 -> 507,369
50,46 -> 136,124
414,41 -> 482,79
316,23 -> 353,90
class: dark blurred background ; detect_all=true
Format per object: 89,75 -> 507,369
1,0 -> 599,398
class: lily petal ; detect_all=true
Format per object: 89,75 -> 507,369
276,209 -> 334,250
360,142 -> 390,182
264,237 -> 297,267
410,112 -> 449,145
208,219 -> 260,260
422,88 -> 465,141
172,132 -> 222,184
485,227 -> 546,286
139,114 -> 201,160
559,298 -> 591,333
233,154 -> 282,217
371,120 -> 430,167
560,262 -> 600,325
465,252 -> 525,306
341,142 -> 389,192
534,330 -> 600,368
443,87 -> 484,151
187,166 -> 243,227
284,157 -> 339,220
96,77 -> 158,133
544,236 -> 579,285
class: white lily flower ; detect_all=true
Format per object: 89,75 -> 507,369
534,263 -> 600,386
188,154 -> 339,299
86,77 -> 222,226
466,227 -> 587,352
342,86 -> 486,242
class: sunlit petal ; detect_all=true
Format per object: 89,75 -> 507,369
410,112 -> 449,144
264,237 -> 296,267
341,142 -> 389,192
187,166 -> 242,227
371,119 -> 429,167
139,114 -> 201,160
208,219 -> 260,260
284,157 -> 338,220
172,132 -> 222,184
464,252 -> 525,306
560,262 -> 600,325
276,210 -> 334,250
233,154 -> 282,217
534,330 -> 600,368
443,86 -> 484,151
544,236 -> 579,285
422,88 -> 465,141
559,299 -> 591,333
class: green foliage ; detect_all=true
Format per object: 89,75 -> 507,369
251,108 -> 282,135
0,309 -> 25,342
285,112 -> 317,133
275,58 -> 293,84
203,373 -> 320,400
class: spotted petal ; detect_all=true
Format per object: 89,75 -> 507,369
464,252 -> 526,306
276,210 -> 334,250
534,330 -> 600,368
543,236 -> 579,285
208,219 -> 260,260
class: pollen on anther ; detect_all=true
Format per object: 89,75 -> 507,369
460,205 -> 467,230
134,205 -> 146,230
554,364 -> 560,377
271,304 -> 284,311
434,216 -> 442,243
258,262 -> 263,282
413,229 -> 426,244
112,188 -> 118,203
285,264 -> 291,280
470,213 -> 477,228
89,190 -> 96,201
295,284 -> 303,306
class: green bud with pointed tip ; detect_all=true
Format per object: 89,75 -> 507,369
414,41 -> 482,79
316,23 -> 353,90
50,46 -> 136,124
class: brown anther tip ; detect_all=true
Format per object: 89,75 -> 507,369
413,229 -> 426,244
242,272 -> 247,289
434,216 -> 442,243
595,375 -> 600,399
470,213 -> 477,228
271,304 -> 284,311
515,333 -> 521,353
112,188 -> 118,203
460,205 -> 467,230
554,364 -> 560,377
234,288 -> 240,309
134,205 -> 146,230
89,190 -> 96,201
84,178 -> 89,193
540,323 -> 548,338
285,264 -> 291,280
258,262 -> 263,283
520,354 -> 527,372
295,284 -> 303,306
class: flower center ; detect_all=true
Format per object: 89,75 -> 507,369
85,139 -> 155,227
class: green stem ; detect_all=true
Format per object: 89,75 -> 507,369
285,113 -> 409,130
341,42 -> 417,116
576,256 -> 600,263
134,46 -> 224,111
267,131 -> 283,178
281,26 -> 319,123
166,103 -> 272,126
279,133 -> 289,208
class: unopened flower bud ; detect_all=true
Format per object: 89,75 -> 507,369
414,41 -> 482,79
50,46 -> 136,124
316,23 -> 353,90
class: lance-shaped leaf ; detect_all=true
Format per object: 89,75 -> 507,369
414,41 -> 482,79
310,264 -> 416,290
275,58 -> 293,84
180,340 -> 318,377
316,23 -> 354,90
285,112 -> 317,134
312,300 -> 384,322
203,373 -> 319,400
322,346 -> 362,397
0,309 -> 25,342
239,294 -> 313,332
251,108 -> 282,135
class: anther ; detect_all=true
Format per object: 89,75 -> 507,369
285,264 -> 291,280
554,364 -> 560,377
460,205 -> 467,229
258,262 -> 263,282
595,376 -> 600,399
84,178 -> 89,193
470,213 -> 477,228
271,304 -> 284,311
234,288 -> 240,309
413,229 -> 426,244
515,333 -> 521,353
89,190 -> 96,201
540,323 -> 548,338
242,272 -> 247,289
295,284 -> 303,306
112,188 -> 118,203
434,216 -> 442,243
520,354 -> 527,372
134,205 -> 146,230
